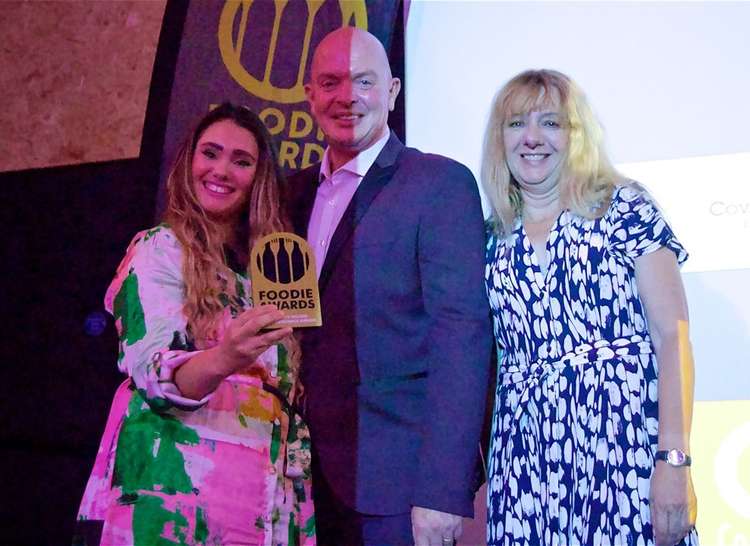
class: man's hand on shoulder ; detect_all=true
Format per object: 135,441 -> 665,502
411,506 -> 462,546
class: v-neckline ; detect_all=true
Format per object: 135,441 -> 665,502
519,210 -> 566,288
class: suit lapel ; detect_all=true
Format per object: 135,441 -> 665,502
318,133 -> 403,292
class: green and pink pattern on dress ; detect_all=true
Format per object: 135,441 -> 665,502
76,226 -> 315,546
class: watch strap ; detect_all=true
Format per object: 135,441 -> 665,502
655,449 -> 692,467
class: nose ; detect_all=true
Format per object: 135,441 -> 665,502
523,125 -> 544,148
212,158 -> 229,179
335,79 -> 356,105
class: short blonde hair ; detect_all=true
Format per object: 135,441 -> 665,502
481,69 -> 621,235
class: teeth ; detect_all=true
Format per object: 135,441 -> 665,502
522,154 -> 547,161
205,182 -> 232,194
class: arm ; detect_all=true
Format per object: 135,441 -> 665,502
634,247 -> 697,546
412,161 -> 493,543
174,307 -> 291,400
107,229 -> 290,408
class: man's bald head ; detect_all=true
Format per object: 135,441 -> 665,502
305,27 -> 401,170
311,27 -> 394,81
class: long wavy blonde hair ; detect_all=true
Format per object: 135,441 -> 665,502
481,69 -> 623,236
163,103 -> 300,383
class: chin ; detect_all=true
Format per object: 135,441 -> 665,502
328,131 -> 357,145
201,200 -> 239,220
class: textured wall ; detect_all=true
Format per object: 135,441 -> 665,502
0,0 -> 166,172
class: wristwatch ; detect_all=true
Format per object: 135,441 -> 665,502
655,449 -> 691,467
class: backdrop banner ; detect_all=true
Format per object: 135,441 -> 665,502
157,0 -> 402,208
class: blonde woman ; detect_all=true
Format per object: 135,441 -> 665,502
75,104 -> 315,545
482,70 -> 697,546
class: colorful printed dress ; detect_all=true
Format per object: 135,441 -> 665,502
485,185 -> 698,546
75,226 -> 315,546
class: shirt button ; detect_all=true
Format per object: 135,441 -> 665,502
328,199 -> 335,205
320,240 -> 326,247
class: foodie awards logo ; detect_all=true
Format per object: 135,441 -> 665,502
218,0 -> 369,171
250,233 -> 322,328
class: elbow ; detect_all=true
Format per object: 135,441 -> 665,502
649,316 -> 688,351
650,319 -> 694,370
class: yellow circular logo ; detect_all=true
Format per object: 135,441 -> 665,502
714,420 -> 750,518
218,0 -> 369,104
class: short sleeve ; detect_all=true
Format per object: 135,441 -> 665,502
104,226 -> 211,411
607,184 -> 688,267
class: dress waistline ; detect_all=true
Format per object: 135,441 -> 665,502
501,334 -> 653,387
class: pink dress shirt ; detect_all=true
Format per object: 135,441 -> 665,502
307,131 -> 390,277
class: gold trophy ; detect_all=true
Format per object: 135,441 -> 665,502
250,232 -> 321,328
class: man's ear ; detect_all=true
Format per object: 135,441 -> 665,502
304,83 -> 314,104
388,77 -> 402,111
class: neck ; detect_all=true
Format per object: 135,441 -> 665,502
328,148 -> 357,173
326,128 -> 389,172
521,184 -> 563,222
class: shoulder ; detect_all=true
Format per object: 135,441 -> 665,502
603,180 -> 656,220
104,225 -> 183,312
127,224 -> 181,255
611,180 -> 653,206
603,179 -> 686,260
118,224 -> 183,275
400,146 -> 474,175
397,146 -> 478,192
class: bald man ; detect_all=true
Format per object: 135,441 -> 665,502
286,27 -> 492,546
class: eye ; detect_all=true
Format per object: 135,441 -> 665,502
320,78 -> 338,90
201,148 -> 217,159
234,159 -> 254,168
542,119 -> 561,128
507,119 -> 523,128
356,78 -> 373,89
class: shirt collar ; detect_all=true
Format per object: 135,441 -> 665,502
319,130 -> 391,185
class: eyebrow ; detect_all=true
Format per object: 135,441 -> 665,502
316,71 -> 345,81
316,69 -> 378,81
508,110 -> 561,118
199,141 -> 256,160
352,70 -> 377,80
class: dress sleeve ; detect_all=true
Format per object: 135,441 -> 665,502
104,226 -> 212,411
608,183 -> 688,267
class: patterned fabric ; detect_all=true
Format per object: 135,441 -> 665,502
75,226 -> 315,546
485,185 -> 698,546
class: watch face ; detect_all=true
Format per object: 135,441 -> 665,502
667,449 -> 687,466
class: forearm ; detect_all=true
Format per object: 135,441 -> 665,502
654,320 -> 695,452
173,346 -> 232,401
650,320 -> 699,544
173,306 -> 290,401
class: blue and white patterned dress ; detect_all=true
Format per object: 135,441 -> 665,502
485,184 -> 698,546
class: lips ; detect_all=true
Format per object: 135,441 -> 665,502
520,153 -> 550,162
331,112 -> 364,125
203,180 -> 235,195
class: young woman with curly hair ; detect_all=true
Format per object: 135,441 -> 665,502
75,103 -> 315,546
